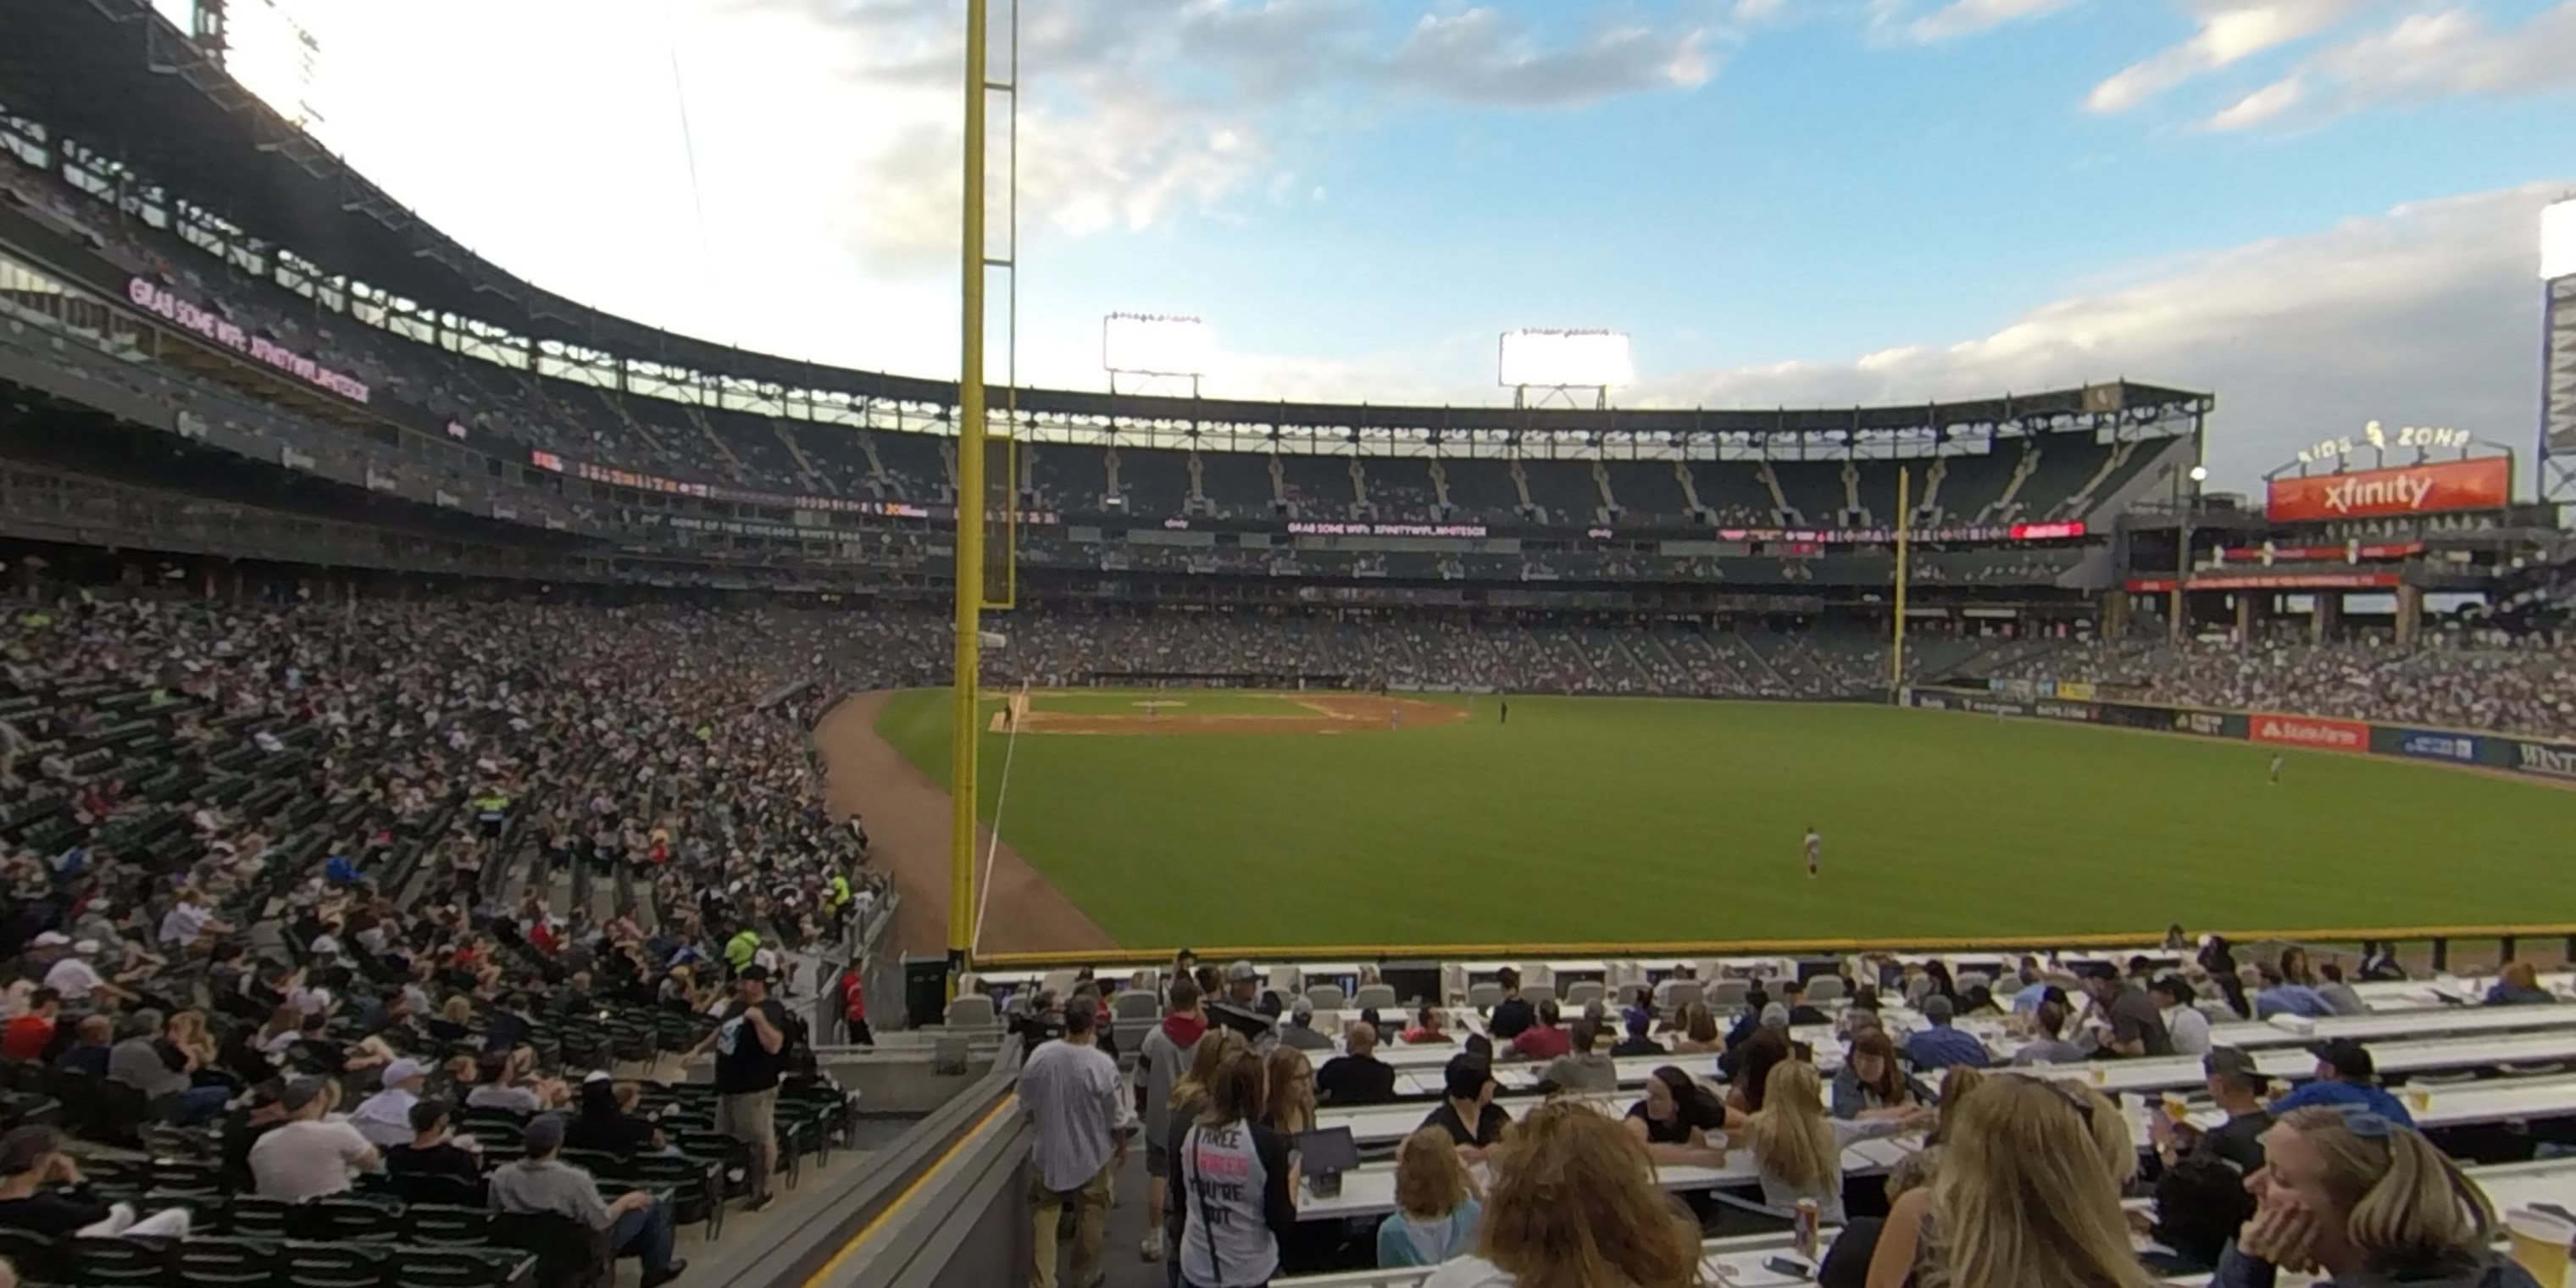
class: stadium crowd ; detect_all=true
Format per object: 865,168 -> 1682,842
1015,947 -> 2561,1288
2003,636 -> 2576,740
0,586 -> 927,1286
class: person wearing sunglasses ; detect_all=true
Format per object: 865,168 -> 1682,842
2217,1105 -> 2539,1288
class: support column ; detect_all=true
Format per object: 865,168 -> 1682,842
2312,593 -> 2340,644
2396,583 -> 2422,646
2103,591 -> 2128,638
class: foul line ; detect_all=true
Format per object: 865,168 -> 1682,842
971,685 -> 1030,952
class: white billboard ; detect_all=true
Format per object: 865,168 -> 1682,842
1498,328 -> 1634,388
2545,198 -> 2576,283
1102,313 -> 1212,377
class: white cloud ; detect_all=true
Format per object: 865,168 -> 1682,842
1624,182 -> 2565,486
2202,74 -> 2307,127
1905,0 -> 2082,42
2085,0 -> 2361,114
1382,9 -> 1716,107
2301,2 -> 2576,104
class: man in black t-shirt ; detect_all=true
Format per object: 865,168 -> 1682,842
1314,1022 -> 1397,1106
1486,968 -> 1534,1041
704,964 -> 789,1212
385,1099 -> 487,1203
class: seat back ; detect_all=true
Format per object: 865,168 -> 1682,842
492,1209 -> 607,1288
1466,983 -> 1502,1008
1303,984 -> 1345,1012
1520,983 -> 1557,1010
402,1202 -> 495,1246
1351,984 -> 1399,1011
1805,975 -> 1846,1002
943,995 -> 997,1029
1562,980 -> 1606,1008
1655,980 -> 1703,1013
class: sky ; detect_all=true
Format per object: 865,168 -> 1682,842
183,0 -> 2576,489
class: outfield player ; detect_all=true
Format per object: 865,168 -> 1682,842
2269,752 -> 2285,784
1803,825 -> 1822,879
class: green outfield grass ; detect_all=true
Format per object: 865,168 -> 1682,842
872,691 -> 2576,950
1024,691 -> 1319,718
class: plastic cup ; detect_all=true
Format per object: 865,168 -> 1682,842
2407,1086 -> 2433,1113
2507,1209 -> 2573,1288
2087,1065 -> 2107,1085
2163,1094 -> 2190,1123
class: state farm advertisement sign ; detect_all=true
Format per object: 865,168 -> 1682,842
2266,458 -> 2511,522
2251,713 -> 2368,751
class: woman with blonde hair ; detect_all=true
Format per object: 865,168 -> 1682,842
1748,1061 -> 1924,1224
1929,1065 -> 1985,1146
1424,1100 -> 1704,1288
2485,960 -> 2554,1006
1261,1046 -> 1316,1136
2218,1105 -> 2537,1288
1866,1075 -> 2158,1288
1377,1126 -> 1483,1269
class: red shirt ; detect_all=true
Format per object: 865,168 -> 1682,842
841,974 -> 867,1023
1512,1025 -> 1573,1062
1,1014 -> 55,1062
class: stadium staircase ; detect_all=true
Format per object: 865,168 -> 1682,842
1102,446 -> 1124,510
1913,458 -> 1948,525
1508,459 -> 1535,516
2054,439 -> 2135,519
1977,446 -> 2041,525
1592,462 -> 1618,521
857,430 -> 895,498
1429,459 -> 1452,514
1185,450 -> 1209,514
769,419 -> 833,494
1757,461 -> 1793,525
676,402 -> 754,482
1349,458 -> 1371,517
1840,461 -> 1863,525
1726,628 -> 1796,692
1267,453 -> 1287,512
1674,462 -> 1706,519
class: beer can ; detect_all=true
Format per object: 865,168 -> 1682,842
1794,1197 -> 1820,1260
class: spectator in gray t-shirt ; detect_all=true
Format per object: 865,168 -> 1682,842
489,1113 -> 685,1287
2010,1000 -> 2090,1068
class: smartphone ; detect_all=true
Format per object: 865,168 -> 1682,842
1762,1256 -> 1813,1278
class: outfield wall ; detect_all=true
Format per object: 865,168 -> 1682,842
1907,684 -> 2576,782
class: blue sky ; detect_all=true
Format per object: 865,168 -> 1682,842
219,0 -> 2575,486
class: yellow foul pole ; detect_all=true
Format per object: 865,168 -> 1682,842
948,0 -> 990,981
1889,466 -> 1909,701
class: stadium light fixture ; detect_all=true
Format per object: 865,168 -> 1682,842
2544,197 -> 2576,282
2189,465 -> 2209,483
1497,329 -> 1634,389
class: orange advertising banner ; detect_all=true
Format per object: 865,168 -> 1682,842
2265,458 -> 2511,522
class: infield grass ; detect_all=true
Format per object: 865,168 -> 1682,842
873,691 -> 2576,950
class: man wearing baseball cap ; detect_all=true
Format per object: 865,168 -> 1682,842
699,963 -> 790,1213
490,1113 -> 686,1288
2270,1037 -> 2415,1127
349,1058 -> 430,1148
34,933 -> 130,1008
1207,960 -> 1278,1045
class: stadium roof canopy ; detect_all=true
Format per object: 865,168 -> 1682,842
0,0 -> 2212,441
